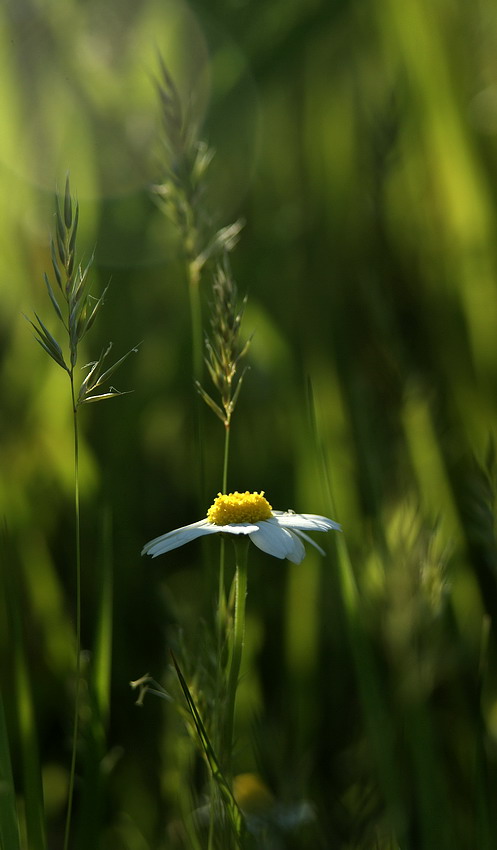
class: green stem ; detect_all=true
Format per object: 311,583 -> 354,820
63,376 -> 82,850
222,422 -> 230,495
216,424 -> 231,638
223,538 -> 249,780
188,261 -> 203,383
188,259 -> 207,513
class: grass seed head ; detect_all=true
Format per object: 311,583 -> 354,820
197,256 -> 251,426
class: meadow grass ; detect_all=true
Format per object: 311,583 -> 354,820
1,3 -> 497,849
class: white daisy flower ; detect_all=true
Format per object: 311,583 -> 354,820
142,491 -> 341,564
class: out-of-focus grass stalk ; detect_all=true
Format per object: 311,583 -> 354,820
15,644 -> 47,850
475,615 -> 494,848
334,534 -> 406,839
152,60 -> 242,385
93,508 -> 113,727
0,534 -> 22,850
8,571 -> 47,850
404,700 -> 453,849
188,259 -> 203,385
308,382 -> 406,840
0,690 -> 20,850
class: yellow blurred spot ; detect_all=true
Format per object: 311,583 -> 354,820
232,773 -> 275,815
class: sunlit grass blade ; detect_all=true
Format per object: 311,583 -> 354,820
0,690 -> 21,850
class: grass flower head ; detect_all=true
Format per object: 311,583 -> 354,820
142,491 -> 341,564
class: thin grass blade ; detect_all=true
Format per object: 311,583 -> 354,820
0,691 -> 21,850
171,653 -> 245,843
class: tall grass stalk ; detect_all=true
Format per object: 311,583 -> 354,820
63,379 -> 82,850
28,176 -> 136,850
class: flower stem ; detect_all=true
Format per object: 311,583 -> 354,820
63,375 -> 82,850
223,537 -> 249,780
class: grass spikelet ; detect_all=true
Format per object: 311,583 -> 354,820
196,256 -> 251,437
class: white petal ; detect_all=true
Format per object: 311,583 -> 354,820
292,528 -> 326,556
142,520 -> 259,558
272,511 -> 341,533
249,521 -> 306,563
142,519 -> 217,557
284,531 -> 306,563
218,523 -> 261,535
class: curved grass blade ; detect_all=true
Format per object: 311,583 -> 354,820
171,652 -> 245,846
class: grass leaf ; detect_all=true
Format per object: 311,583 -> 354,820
171,652 -> 245,844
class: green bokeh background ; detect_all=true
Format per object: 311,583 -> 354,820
2,0 -> 497,847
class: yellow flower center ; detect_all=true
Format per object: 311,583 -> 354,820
207,491 -> 273,525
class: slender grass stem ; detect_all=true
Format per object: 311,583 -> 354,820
188,261 -> 203,383
188,260 -> 207,514
216,424 -> 231,638
63,375 -> 82,850
222,423 -> 230,495
223,538 -> 249,781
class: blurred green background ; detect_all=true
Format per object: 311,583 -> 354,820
2,0 -> 497,847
